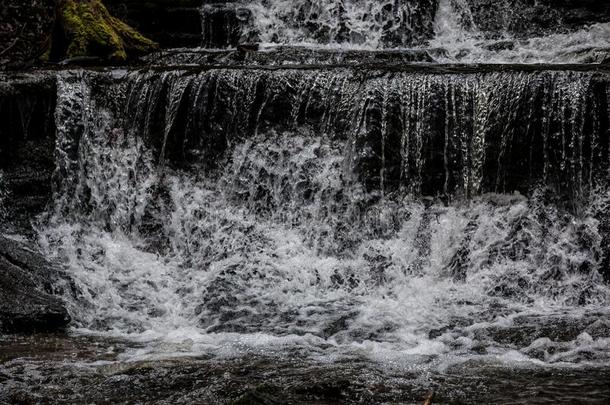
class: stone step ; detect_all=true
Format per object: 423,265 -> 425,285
143,46 -> 610,67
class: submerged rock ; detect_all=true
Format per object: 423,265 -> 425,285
0,236 -> 70,333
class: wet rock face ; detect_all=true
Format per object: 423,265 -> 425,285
0,73 -> 57,233
105,0 -> 203,48
0,236 -> 71,333
201,2 -> 252,48
0,0 -> 55,69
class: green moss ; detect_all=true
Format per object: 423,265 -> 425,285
59,0 -> 158,62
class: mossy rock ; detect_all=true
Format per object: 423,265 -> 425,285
58,0 -> 158,62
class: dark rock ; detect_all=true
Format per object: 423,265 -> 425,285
0,236 -> 71,333
0,0 -> 55,70
0,72 -> 57,234
105,0 -> 203,48
237,44 -> 260,53
143,47 -> 436,66
483,40 -> 515,52
58,56 -> 105,66
201,2 -> 253,48
446,218 -> 479,281
475,314 -> 607,347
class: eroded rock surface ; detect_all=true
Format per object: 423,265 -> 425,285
0,236 -> 70,333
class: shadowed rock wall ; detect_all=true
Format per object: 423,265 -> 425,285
0,73 -> 57,233
0,0 -> 55,69
105,0 -> 203,47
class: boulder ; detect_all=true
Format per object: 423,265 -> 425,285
0,236 -> 71,333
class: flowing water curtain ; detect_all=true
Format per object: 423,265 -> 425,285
113,69 -> 610,201
52,71 -> 158,233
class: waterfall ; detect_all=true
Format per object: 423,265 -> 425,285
2,1 -> 610,402
26,67 -> 608,364
73,68 -> 607,200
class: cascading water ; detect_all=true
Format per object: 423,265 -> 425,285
198,0 -> 610,63
232,0 -> 438,48
429,0 -> 610,63
28,67 -> 609,368
2,1 -> 610,402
